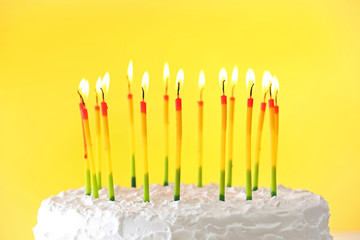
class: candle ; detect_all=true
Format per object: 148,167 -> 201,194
174,69 -> 184,201
245,69 -> 255,200
78,79 -> 99,198
253,71 -> 271,191
226,66 -> 238,188
198,71 -> 205,188
219,68 -> 227,201
99,73 -> 115,201
163,62 -> 170,186
141,72 -> 150,202
271,76 -> 280,197
79,103 -> 91,195
127,61 -> 137,188
273,77 -> 279,148
95,77 -> 102,189
268,78 -> 277,197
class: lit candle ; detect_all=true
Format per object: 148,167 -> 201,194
127,61 -> 137,188
273,77 -> 279,149
78,79 -> 99,198
174,69 -> 184,201
198,71 -> 205,188
163,62 -> 170,186
100,73 -> 115,201
245,69 -> 255,200
272,76 -> 280,197
268,77 -> 277,197
219,68 -> 227,201
226,66 -> 238,188
79,103 -> 91,195
95,77 -> 102,189
141,72 -> 150,202
253,71 -> 271,191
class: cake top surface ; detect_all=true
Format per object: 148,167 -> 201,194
44,183 -> 327,217
34,183 -> 331,240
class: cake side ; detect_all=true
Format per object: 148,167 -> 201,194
33,184 -> 332,240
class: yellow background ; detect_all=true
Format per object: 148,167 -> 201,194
1,0 -> 359,239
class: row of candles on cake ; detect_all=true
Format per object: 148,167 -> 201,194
77,61 -> 279,202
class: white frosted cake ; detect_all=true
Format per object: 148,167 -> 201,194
33,183 -> 332,240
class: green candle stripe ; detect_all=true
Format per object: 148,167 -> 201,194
131,154 -> 136,188
91,173 -> 99,198
219,170 -> 225,201
108,172 -> 115,201
253,162 -> 259,191
164,156 -> 168,186
85,169 -> 91,195
271,165 -> 277,197
174,168 -> 181,201
97,172 -> 101,190
143,172 -> 149,202
226,159 -> 232,187
198,166 -> 202,188
246,169 -> 252,200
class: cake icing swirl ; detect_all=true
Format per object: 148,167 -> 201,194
33,183 -> 332,240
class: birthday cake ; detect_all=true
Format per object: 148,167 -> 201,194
33,183 -> 332,240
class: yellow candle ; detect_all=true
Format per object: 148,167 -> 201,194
78,79 -> 99,198
226,66 -> 238,188
141,72 -> 150,202
127,61 -> 136,188
79,103 -> 91,195
272,76 -> 280,157
100,73 -> 115,201
253,71 -> 271,191
163,62 -> 170,186
219,68 -> 227,201
245,69 -> 255,200
268,80 -> 276,197
95,77 -> 102,189
174,69 -> 184,201
271,76 -> 280,197
198,71 -> 205,187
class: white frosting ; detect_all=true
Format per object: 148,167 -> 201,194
33,183 -> 332,240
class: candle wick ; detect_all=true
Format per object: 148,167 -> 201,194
127,76 -> 131,94
231,85 -> 235,97
165,80 -> 168,95
142,87 -> 145,101
222,80 -> 225,95
177,82 -> 180,97
200,88 -> 204,101
269,83 -> 272,99
95,90 -> 98,105
77,90 -> 85,105
263,90 -> 268,102
275,92 -> 278,105
100,88 -> 105,101
250,83 -> 254,98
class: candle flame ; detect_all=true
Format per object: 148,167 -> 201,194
231,66 -> 238,84
199,71 -> 205,90
176,69 -> 184,96
164,62 -> 170,83
262,71 -> 272,93
142,72 -> 149,93
164,62 -> 169,94
101,72 -> 110,95
127,60 -> 133,83
231,66 -> 238,96
78,78 -> 89,102
272,76 -> 279,95
219,68 -> 227,92
96,77 -> 102,94
246,69 -> 255,89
